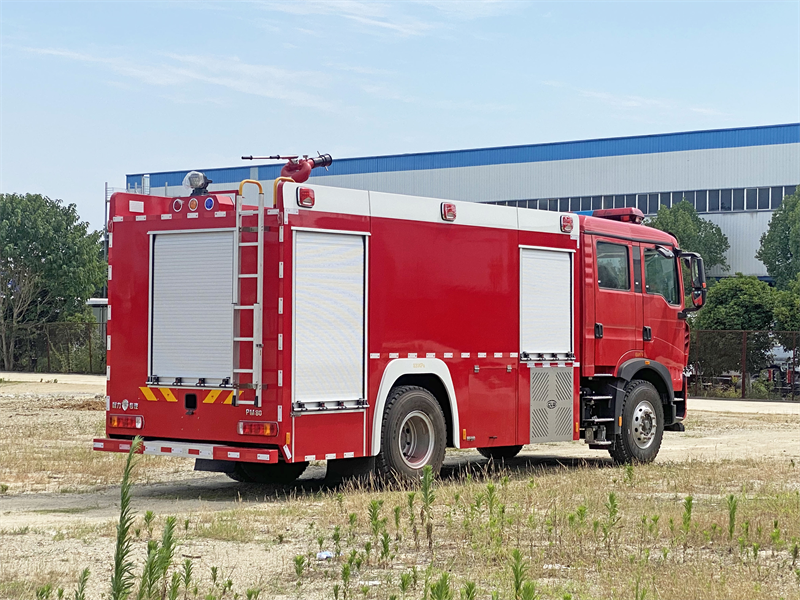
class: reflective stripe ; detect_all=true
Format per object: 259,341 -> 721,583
204,390 -> 221,404
159,388 -> 178,402
140,387 -> 158,402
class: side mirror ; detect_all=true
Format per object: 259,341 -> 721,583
680,252 -> 706,311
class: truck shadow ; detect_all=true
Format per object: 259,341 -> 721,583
130,453 -> 613,505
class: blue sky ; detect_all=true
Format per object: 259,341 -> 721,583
2,1 -> 799,231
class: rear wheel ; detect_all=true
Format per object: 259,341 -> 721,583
227,461 -> 308,485
609,379 -> 664,464
375,386 -> 446,479
477,445 -> 523,460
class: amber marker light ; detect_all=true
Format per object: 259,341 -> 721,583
109,415 -> 143,429
238,421 -> 279,437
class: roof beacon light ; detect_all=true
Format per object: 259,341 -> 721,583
592,207 -> 645,224
560,214 -> 574,233
182,171 -> 213,196
297,187 -> 315,208
441,202 -> 457,222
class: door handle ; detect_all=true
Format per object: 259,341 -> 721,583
643,326 -> 652,341
594,323 -> 604,339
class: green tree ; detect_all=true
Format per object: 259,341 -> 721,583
647,200 -> 730,271
756,191 -> 800,290
0,193 -> 106,370
692,275 -> 776,376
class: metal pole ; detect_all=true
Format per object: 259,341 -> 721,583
88,323 -> 93,374
741,331 -> 747,399
789,331 -> 797,402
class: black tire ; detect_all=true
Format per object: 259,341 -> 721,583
477,445 -> 523,460
226,461 -> 308,485
375,386 -> 447,479
609,379 -> 664,464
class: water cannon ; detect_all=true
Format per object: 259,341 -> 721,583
241,153 -> 333,184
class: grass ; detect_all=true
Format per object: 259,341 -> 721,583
0,395 -> 194,493
2,401 -> 799,598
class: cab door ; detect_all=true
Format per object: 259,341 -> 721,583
641,245 -> 684,389
593,238 -> 642,368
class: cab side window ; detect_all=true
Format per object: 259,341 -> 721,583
644,249 -> 679,305
597,242 -> 630,291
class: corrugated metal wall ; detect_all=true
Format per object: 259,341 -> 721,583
704,211 -> 775,278
127,125 -> 800,278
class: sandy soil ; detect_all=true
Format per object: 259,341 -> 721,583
0,374 -> 798,599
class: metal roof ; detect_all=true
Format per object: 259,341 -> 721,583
128,123 -> 800,189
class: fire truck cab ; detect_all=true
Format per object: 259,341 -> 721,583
95,164 -> 705,483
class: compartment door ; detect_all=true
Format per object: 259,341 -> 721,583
520,248 -> 573,357
293,231 -> 366,404
150,230 -> 234,382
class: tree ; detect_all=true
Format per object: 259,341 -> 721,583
756,191 -> 800,290
692,275 -> 776,376
0,193 -> 106,370
647,200 -> 730,271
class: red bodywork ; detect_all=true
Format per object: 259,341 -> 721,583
96,182 -> 686,463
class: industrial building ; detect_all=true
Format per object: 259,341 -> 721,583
127,123 -> 799,278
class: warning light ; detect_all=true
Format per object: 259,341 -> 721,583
109,414 -> 143,429
297,187 -> 315,208
441,202 -> 457,222
204,197 -> 215,210
238,421 -> 279,437
188,198 -> 198,211
172,199 -> 183,212
560,214 -> 574,233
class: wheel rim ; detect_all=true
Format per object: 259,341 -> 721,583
398,410 -> 435,469
632,399 -> 657,449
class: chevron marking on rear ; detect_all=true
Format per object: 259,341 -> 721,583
204,390 -> 222,404
222,391 -> 234,405
140,387 -> 158,402
159,388 -> 178,402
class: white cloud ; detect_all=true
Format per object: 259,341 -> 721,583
22,46 -> 333,110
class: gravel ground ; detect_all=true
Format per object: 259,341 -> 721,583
0,373 -> 798,599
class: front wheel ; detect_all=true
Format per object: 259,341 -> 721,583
375,386 -> 447,479
477,445 -> 523,460
609,379 -> 664,464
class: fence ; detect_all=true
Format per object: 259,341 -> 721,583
690,329 -> 799,401
3,324 -> 799,400
2,322 -> 107,375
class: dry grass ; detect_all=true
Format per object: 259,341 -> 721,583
0,394 -> 194,493
4,456 -> 798,599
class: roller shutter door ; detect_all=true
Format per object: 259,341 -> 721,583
293,231 -> 365,402
520,249 -> 573,355
151,231 -> 234,381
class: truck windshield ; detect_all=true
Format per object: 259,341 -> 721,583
644,249 -> 679,305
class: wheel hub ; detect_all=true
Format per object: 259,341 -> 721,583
398,410 -> 435,469
632,400 -> 657,449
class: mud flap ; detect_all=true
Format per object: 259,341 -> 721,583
194,459 -> 235,473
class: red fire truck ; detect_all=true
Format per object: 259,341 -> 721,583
94,156 -> 706,483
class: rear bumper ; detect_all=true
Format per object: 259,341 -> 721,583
92,438 -> 278,464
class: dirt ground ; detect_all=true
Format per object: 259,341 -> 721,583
0,374 -> 798,599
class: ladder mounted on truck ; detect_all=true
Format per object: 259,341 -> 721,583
232,180 -> 265,407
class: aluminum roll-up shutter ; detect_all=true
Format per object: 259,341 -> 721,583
520,248 -> 573,355
151,231 -> 234,380
293,231 -> 365,402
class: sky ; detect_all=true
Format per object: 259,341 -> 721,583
1,1 -> 799,232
